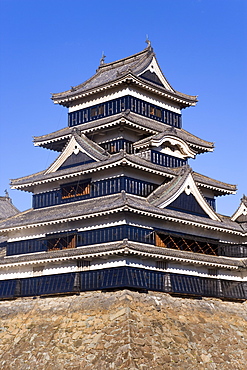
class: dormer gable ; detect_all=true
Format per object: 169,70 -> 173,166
231,195 -> 247,223
147,167 -> 221,221
138,55 -> 175,92
134,130 -> 196,160
45,133 -> 108,174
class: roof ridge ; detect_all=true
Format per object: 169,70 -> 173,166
97,46 -> 153,71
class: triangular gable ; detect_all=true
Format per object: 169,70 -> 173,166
45,135 -> 105,174
167,192 -> 209,218
139,70 -> 164,87
138,56 -> 175,92
148,170 -> 221,221
58,151 -> 94,170
231,196 -> 247,223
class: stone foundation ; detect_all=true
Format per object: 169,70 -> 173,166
0,290 -> 246,369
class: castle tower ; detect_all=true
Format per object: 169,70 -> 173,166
0,44 -> 246,300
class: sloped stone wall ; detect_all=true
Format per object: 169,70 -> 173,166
0,290 -> 246,369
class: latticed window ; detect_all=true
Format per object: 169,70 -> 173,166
61,181 -> 90,199
47,234 -> 76,251
155,233 -> 218,256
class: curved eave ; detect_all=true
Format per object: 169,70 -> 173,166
198,183 -> 236,196
0,241 -> 242,270
194,173 -> 237,195
52,74 -> 197,109
10,156 -> 176,192
0,202 -> 245,236
33,117 -> 158,151
35,133 -> 214,154
10,156 -> 237,197
189,143 -> 214,154
34,130 -> 213,154
34,134 -> 71,152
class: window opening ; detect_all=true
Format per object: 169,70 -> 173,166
156,261 -> 167,270
155,233 -> 218,256
61,181 -> 90,199
47,234 -> 76,251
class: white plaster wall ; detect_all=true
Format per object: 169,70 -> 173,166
68,87 -> 181,114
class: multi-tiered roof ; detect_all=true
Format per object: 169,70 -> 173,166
0,43 -> 246,300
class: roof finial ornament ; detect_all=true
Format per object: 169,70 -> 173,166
145,35 -> 151,48
100,52 -> 106,65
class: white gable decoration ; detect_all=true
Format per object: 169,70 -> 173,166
158,173 -> 221,221
45,136 -> 98,174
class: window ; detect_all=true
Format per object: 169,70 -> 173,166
155,108 -> 162,118
47,234 -> 76,251
77,259 -> 91,268
150,106 -> 162,118
155,233 -> 218,256
156,261 -> 167,270
98,104 -> 104,115
61,181 -> 90,199
90,107 -> 98,117
208,268 -> 218,276
90,104 -> 104,118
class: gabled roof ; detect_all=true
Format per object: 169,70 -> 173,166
45,132 -> 109,174
0,194 -> 19,220
51,45 -> 197,108
232,195 -> 247,223
33,111 -> 214,154
134,129 -> 198,159
147,166 -> 221,221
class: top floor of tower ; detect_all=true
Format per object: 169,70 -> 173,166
51,42 -> 198,129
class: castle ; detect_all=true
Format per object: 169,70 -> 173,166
0,42 -> 246,300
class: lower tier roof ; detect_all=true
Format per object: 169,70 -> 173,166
0,192 -> 244,236
0,240 -> 245,270
33,111 -> 214,154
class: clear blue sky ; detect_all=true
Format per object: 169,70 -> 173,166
0,0 -> 246,216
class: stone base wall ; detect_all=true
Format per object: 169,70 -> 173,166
0,290 -> 246,369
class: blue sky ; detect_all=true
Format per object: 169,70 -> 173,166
0,0 -> 246,216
